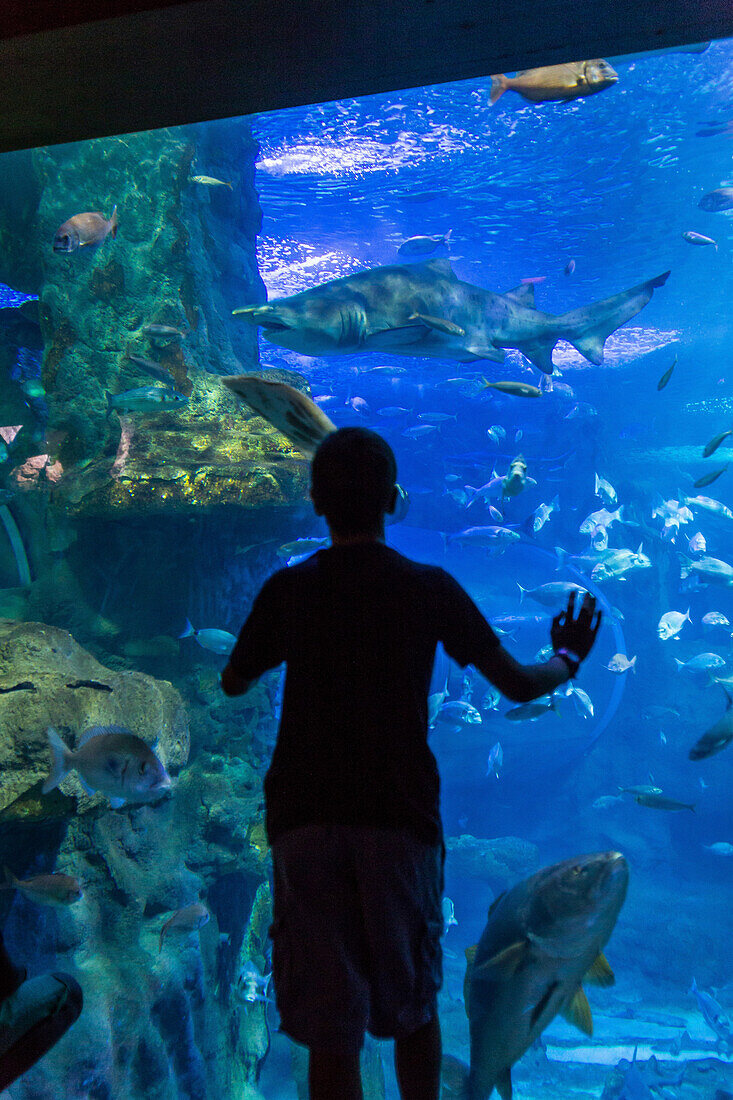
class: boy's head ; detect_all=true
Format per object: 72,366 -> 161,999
311,428 -> 398,536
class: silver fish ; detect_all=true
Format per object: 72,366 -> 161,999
106,386 -> 187,415
42,725 -> 171,807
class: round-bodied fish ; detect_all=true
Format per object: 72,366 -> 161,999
658,609 -> 691,640
42,725 -> 171,808
1,869 -> 83,907
518,581 -> 588,607
441,851 -> 628,1100
159,902 -> 210,952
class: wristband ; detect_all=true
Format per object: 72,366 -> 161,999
555,648 -> 582,678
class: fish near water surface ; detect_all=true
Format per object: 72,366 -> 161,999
442,851 -> 628,1100
233,258 -> 669,376
53,207 -> 118,252
489,60 -> 618,105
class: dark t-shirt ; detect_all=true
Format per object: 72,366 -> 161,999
228,542 -> 500,845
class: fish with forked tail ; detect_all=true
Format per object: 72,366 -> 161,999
53,207 -> 118,252
441,851 -> 628,1099
42,725 -> 171,808
232,258 -> 669,376
489,61 -> 618,105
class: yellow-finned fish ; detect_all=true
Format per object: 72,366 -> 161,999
190,175 -> 233,190
490,60 -> 618,105
441,852 -> 628,1099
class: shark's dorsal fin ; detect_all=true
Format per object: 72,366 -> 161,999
421,258 -> 456,279
504,283 -> 536,307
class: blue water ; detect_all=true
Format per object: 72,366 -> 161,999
1,35 -> 732,1100
250,42 -> 733,1097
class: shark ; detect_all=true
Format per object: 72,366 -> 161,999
233,259 -> 670,375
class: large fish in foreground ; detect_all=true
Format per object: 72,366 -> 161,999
442,851 -> 628,1099
222,375 -> 411,522
221,374 -> 336,457
233,259 -> 669,375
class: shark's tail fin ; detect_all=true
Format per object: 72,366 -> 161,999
557,271 -> 670,366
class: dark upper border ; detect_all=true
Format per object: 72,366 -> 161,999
1,0 -> 732,152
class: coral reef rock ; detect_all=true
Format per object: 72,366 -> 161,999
445,833 -> 540,888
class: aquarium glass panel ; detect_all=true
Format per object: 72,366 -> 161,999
0,34 -> 731,1100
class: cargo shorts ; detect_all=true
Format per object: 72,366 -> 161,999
269,824 -> 444,1054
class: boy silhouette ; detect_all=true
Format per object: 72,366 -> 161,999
222,427 -> 600,1100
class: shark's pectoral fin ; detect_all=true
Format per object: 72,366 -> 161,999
462,345 -> 506,363
364,325 -> 428,348
514,341 -> 556,374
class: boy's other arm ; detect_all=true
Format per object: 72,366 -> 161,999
221,665 -> 255,696
220,572 -> 288,698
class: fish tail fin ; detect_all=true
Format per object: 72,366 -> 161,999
440,1053 -> 471,1100
109,205 -> 118,238
105,391 -> 113,418
178,619 -> 195,640
554,546 -> 567,571
630,656 -> 637,673
2,866 -> 16,888
490,74 -> 508,104
226,181 -> 233,190
42,727 -> 71,794
517,582 -> 526,603
674,658 -> 684,670
558,271 -> 670,365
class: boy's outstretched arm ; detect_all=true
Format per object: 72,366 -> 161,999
474,592 -> 602,703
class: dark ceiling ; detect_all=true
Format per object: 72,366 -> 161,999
1,0 -> 732,152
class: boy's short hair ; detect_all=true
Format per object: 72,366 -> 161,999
311,428 -> 397,534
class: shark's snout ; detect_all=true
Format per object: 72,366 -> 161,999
232,305 -> 290,332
